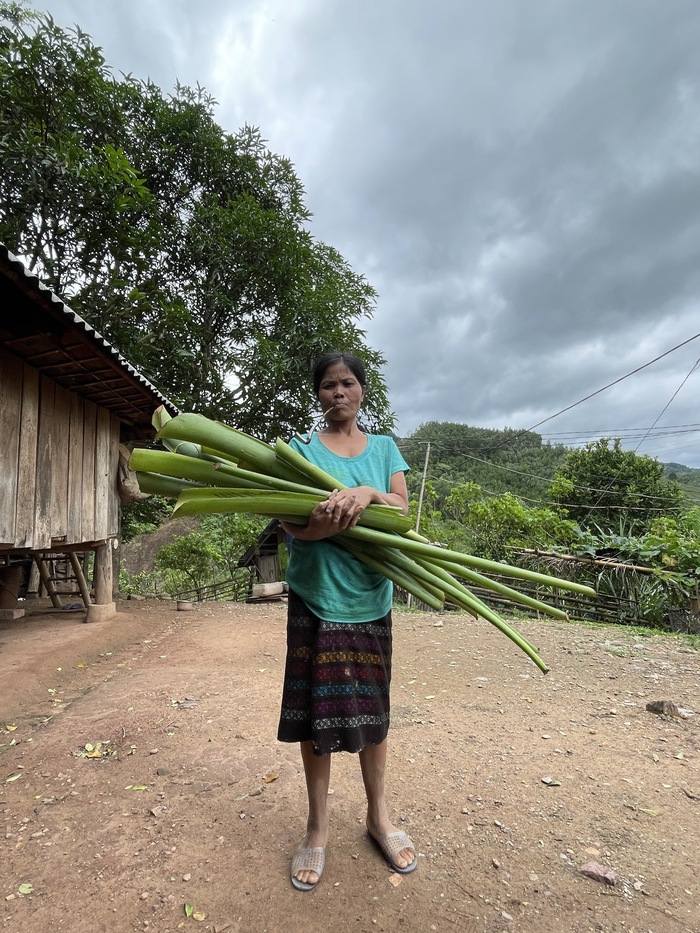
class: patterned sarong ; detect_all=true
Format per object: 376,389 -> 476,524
277,589 -> 392,755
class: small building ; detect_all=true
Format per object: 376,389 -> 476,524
237,520 -> 284,586
0,244 -> 177,621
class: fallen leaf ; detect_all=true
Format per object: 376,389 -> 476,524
17,884 -> 33,896
193,912 -> 206,921
425,695 -> 435,700
388,874 -> 402,887
5,773 -> 22,783
262,772 -> 279,784
5,725 -> 17,732
541,776 -> 561,786
639,808 -> 659,816
258,668 -> 267,673
184,903 -> 194,918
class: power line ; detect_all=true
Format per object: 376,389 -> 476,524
580,352 -> 700,522
480,331 -> 700,453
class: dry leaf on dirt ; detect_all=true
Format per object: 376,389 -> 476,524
262,772 -> 279,784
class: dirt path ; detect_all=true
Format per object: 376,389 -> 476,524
1,600 -> 698,933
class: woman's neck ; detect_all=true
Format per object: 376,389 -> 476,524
321,419 -> 362,438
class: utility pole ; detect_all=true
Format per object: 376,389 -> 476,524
407,442 -> 430,609
415,442 -> 431,535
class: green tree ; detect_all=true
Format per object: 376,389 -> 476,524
445,483 -> 579,561
154,531 -> 220,598
0,3 -> 391,438
549,438 -> 683,535
200,513 -> 268,579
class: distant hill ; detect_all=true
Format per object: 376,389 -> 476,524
398,422 -> 568,507
399,422 -> 700,512
663,462 -> 700,505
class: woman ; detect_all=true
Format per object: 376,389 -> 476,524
277,351 -> 417,892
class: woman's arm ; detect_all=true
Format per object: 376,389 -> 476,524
282,471 -> 409,540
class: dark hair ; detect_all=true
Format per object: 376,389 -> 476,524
312,352 -> 367,398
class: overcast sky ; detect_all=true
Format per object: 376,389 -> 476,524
42,0 -> 700,467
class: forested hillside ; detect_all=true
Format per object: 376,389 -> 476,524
399,422 -> 698,513
664,462 -> 700,504
398,422 -> 568,506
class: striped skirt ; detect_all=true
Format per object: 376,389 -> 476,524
277,589 -> 392,756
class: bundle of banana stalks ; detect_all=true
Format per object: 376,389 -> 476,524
130,408 -> 597,673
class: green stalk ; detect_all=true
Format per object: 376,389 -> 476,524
339,540 -> 444,611
171,488 -> 413,534
152,405 -> 230,461
130,448 -> 265,490
362,540 -> 548,671
425,555 -> 570,620
341,537 -> 447,601
274,437 -> 348,491
211,461 -> 336,496
407,556 -> 542,654
131,447 -> 332,497
157,413 -> 308,482
344,526 -> 597,597
134,472 -> 203,498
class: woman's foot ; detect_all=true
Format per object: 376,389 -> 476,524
291,827 -> 328,889
366,816 -> 416,872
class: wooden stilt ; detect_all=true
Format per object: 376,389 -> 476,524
33,555 -> 62,609
68,552 -> 92,609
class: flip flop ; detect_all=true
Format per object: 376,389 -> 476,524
368,830 -> 418,874
290,846 -> 326,892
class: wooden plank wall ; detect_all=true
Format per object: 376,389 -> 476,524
0,348 -> 121,550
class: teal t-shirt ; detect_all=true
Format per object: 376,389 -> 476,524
285,434 -> 409,623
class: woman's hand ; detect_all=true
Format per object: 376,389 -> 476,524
318,487 -> 374,530
282,487 -> 374,541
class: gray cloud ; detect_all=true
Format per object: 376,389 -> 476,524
42,0 -> 700,465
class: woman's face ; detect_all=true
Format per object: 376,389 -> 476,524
317,363 -> 365,426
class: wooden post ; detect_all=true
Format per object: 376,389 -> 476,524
93,543 -> 111,602
86,541 -> 116,623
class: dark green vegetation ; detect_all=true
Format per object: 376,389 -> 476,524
0,2 -> 392,438
398,424 -> 700,629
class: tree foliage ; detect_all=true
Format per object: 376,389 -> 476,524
0,3 -> 392,438
444,483 -> 580,561
154,531 -> 221,598
399,421 -> 569,509
549,438 -> 683,535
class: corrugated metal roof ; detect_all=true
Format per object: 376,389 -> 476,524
0,244 -> 178,431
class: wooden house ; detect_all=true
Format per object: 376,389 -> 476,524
0,244 -> 177,621
237,520 -> 284,585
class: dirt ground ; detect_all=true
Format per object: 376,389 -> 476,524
0,598 -> 698,933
